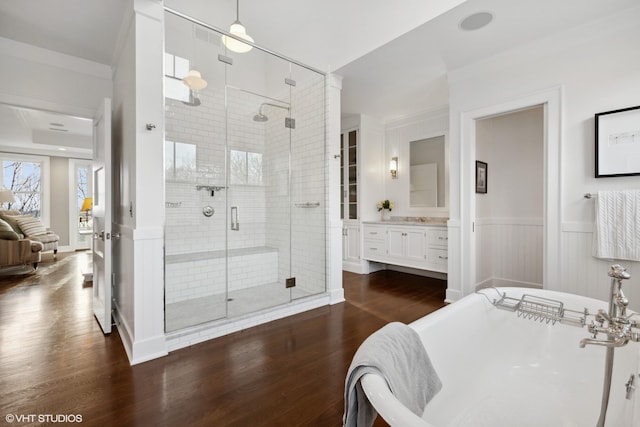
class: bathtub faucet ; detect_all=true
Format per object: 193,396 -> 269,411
580,265 -> 640,349
579,309 -> 640,348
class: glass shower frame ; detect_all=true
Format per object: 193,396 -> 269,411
163,8 -> 326,333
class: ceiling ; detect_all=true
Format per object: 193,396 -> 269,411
0,104 -> 93,158
0,0 -> 638,155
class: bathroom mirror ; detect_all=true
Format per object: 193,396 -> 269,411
410,135 -> 445,207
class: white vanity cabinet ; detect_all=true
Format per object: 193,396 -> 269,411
342,221 -> 360,264
387,227 -> 427,262
363,222 -> 447,273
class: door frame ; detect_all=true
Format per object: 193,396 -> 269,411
460,87 -> 562,297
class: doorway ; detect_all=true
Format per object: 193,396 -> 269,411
459,87 -> 562,298
474,106 -> 544,289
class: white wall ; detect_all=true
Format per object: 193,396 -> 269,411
360,115 -> 385,221
448,7 -> 640,310
111,0 -> 167,364
0,37 -> 112,118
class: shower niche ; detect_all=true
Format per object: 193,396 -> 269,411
164,11 -> 326,332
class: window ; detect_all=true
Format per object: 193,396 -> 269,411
1,159 -> 43,216
164,53 -> 190,102
230,150 -> 263,185
165,140 -> 197,180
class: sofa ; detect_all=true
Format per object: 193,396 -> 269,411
0,210 -> 59,258
0,217 -> 43,269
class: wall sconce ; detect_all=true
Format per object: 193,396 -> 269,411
390,157 -> 398,179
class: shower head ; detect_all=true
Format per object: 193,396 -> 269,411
252,102 -> 290,123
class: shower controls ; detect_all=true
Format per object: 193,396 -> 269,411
203,206 -> 214,217
231,206 -> 239,230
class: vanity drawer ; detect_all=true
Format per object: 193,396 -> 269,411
363,225 -> 385,241
363,240 -> 386,259
427,229 -> 448,247
428,248 -> 448,266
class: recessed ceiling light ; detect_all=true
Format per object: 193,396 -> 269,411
58,148 -> 67,151
459,12 -> 493,31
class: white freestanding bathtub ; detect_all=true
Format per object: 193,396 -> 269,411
361,288 -> 640,427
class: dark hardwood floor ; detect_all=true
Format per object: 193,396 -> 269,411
0,252 -> 446,426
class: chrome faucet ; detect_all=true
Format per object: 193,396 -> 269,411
581,264 -> 640,427
580,265 -> 640,348
580,264 -> 640,348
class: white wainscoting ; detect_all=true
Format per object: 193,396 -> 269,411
475,218 -> 543,290
557,223 -> 639,312
469,218 -> 639,312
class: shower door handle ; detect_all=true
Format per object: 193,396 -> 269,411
231,206 -> 239,231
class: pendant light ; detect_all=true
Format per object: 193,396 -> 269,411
221,0 -> 253,53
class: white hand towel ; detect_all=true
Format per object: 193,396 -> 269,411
593,190 -> 640,261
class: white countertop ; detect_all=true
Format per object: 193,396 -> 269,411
362,218 -> 448,226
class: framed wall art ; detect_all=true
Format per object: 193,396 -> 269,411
595,105 -> 640,177
476,161 -> 487,194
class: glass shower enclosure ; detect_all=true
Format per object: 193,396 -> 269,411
163,10 -> 326,332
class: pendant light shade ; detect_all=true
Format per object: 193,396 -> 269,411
222,0 -> 253,53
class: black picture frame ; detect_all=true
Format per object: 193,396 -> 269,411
595,105 -> 640,178
476,161 -> 487,194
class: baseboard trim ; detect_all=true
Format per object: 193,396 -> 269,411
113,302 -> 168,365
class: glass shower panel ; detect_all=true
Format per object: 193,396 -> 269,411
164,13 -> 228,332
164,9 -> 327,334
224,46 -> 293,317
289,63 -> 326,300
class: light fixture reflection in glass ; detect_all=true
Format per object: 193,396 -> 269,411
0,189 -> 16,208
390,157 -> 398,179
182,25 -> 208,93
222,0 -> 253,53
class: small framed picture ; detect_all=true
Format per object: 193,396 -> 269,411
476,161 -> 487,194
595,105 -> 640,178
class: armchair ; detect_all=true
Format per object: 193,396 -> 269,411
0,237 -> 43,270
0,211 -> 59,258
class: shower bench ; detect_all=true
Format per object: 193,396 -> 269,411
165,246 -> 279,304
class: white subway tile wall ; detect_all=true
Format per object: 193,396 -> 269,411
164,62 -> 326,330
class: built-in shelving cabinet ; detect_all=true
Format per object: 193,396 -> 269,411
340,129 -> 358,220
363,222 -> 448,273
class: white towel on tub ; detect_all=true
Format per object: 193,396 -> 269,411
343,322 -> 442,427
593,190 -> 640,261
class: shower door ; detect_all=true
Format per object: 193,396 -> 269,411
224,47 -> 294,317
288,63 -> 326,300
